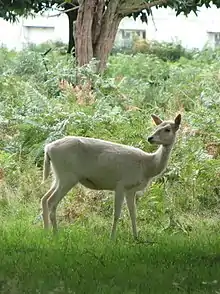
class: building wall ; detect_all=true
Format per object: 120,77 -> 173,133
0,5 -> 220,50
0,13 -> 69,50
146,6 -> 220,49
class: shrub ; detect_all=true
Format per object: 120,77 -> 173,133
112,38 -> 195,62
0,45 -> 220,229
148,41 -> 195,61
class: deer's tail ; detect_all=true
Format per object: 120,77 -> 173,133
42,149 -> 51,182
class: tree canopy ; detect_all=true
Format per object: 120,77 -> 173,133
2,0 -> 220,24
0,0 -> 56,22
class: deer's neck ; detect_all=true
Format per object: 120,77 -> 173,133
149,144 -> 174,177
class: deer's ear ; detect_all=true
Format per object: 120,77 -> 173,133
174,114 -> 181,130
151,114 -> 163,126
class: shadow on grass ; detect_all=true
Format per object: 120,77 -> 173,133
0,223 -> 220,294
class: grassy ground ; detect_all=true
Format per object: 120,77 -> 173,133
0,209 -> 220,294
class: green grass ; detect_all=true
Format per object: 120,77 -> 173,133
1,43 -> 220,293
0,208 -> 220,293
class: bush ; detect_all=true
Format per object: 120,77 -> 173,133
148,41 -> 195,61
112,38 -> 195,62
0,45 -> 220,233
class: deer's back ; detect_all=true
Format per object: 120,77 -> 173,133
46,136 -> 150,191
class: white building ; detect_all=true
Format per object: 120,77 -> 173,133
0,5 -> 220,51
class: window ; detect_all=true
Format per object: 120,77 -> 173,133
207,32 -> 220,47
115,29 -> 146,48
123,31 -> 131,39
214,33 -> 220,46
120,29 -> 146,40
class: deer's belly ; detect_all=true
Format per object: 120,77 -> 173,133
79,178 -> 116,191
125,179 -> 151,192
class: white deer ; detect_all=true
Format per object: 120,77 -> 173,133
40,113 -> 181,240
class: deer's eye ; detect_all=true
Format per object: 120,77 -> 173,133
165,128 -> 171,132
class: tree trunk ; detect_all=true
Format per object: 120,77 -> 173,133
75,0 -> 97,66
74,0 -> 167,74
64,2 -> 78,55
91,0 -> 122,73
93,14 -> 122,73
66,12 -> 75,55
75,0 -> 122,73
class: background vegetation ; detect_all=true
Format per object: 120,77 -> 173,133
0,40 -> 220,293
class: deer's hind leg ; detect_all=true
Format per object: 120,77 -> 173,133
47,177 -> 78,233
41,181 -> 57,230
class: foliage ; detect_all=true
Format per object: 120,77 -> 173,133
0,0 -> 58,22
112,39 -> 195,62
147,40 -> 195,61
0,42 -> 220,292
1,41 -> 220,215
125,0 -> 220,24
2,0 -> 220,27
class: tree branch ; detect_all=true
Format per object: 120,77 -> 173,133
57,5 -> 79,13
119,0 -> 168,15
48,5 -> 79,18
